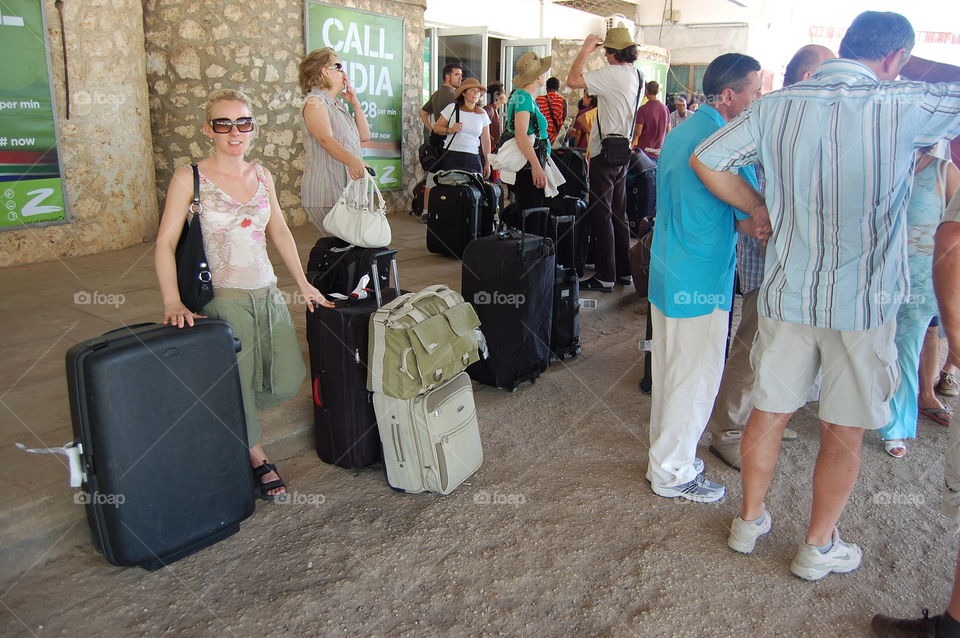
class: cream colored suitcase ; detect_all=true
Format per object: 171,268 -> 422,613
373,372 -> 482,494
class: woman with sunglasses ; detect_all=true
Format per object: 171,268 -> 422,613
299,47 -> 371,233
155,89 -> 332,501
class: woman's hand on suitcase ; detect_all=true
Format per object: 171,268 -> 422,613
302,284 -> 334,311
163,302 -> 206,328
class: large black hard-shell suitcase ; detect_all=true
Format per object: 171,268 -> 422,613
462,208 -> 555,390
65,320 -> 254,570
427,183 -> 482,258
306,251 -> 401,468
306,237 -> 390,297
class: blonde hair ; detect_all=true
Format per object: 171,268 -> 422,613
204,89 -> 253,121
299,48 -> 338,93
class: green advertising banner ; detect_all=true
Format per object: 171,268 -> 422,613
0,0 -> 68,230
306,2 -> 404,191
635,58 -> 670,102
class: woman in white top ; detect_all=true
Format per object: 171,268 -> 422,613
432,78 -> 492,179
155,89 -> 331,501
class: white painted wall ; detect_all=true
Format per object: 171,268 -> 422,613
424,0 -> 602,40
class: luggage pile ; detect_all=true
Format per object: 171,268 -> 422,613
367,285 -> 486,494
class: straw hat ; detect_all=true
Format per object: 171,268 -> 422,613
602,27 -> 638,51
512,51 -> 552,88
454,77 -> 487,100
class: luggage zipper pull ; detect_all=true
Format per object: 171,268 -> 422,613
355,348 -> 361,363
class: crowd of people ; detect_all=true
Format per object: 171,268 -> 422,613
151,11 -> 960,635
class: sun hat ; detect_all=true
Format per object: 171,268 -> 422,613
454,77 -> 487,100
512,51 -> 552,87
602,27 -> 638,51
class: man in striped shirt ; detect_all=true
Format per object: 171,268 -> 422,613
706,44 -> 835,471
692,11 -> 960,580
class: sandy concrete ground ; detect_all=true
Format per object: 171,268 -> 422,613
1,220 -> 957,637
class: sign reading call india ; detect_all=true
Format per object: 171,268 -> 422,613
0,0 -> 69,230
306,3 -> 404,191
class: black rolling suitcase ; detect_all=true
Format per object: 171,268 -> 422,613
481,181 -> 502,236
306,250 -> 401,468
65,320 -> 255,569
462,208 -> 555,390
306,237 -> 390,297
548,213 -> 582,361
426,181 -> 483,258
626,149 -> 657,238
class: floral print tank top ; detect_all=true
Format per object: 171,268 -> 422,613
197,163 -> 277,290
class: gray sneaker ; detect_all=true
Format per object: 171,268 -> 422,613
709,443 -> 741,470
728,508 -> 772,554
645,457 -> 704,483
790,528 -> 863,581
651,473 -> 725,503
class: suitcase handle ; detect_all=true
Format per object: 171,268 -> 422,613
369,249 -> 400,307
520,207 -> 551,262
313,376 -> 323,406
552,214 -> 577,266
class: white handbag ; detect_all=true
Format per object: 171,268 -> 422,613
323,170 -> 392,248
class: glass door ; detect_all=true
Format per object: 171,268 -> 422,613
433,27 -> 488,87
500,39 -> 551,98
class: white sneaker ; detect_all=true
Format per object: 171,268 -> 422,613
645,457 -> 704,483
651,473 -> 725,503
728,508 -> 772,554
789,528 -> 863,581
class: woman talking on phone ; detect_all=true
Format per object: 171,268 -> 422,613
155,89 -> 332,501
298,47 -> 371,233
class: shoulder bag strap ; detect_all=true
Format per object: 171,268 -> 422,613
189,164 -> 202,218
545,97 -> 560,130
442,106 -> 460,150
628,70 -> 642,141
596,69 -> 643,141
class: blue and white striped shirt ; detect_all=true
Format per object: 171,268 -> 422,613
696,58 -> 960,331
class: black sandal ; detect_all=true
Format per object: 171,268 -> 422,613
253,462 -> 286,502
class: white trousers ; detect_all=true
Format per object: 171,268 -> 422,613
648,305 -> 729,488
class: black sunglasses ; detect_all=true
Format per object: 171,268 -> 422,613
208,117 -> 255,134
327,62 -> 344,71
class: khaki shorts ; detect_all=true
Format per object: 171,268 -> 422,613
750,316 -> 899,429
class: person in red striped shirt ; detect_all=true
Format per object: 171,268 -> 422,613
535,77 -> 568,145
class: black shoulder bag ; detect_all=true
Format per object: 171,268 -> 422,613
418,107 -> 459,172
174,164 -> 213,312
596,70 -> 642,167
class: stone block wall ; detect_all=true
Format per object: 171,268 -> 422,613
0,0 -> 158,268
143,0 -> 426,228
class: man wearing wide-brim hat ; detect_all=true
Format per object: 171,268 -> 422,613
566,27 -> 643,293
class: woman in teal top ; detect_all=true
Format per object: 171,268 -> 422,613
507,52 -> 551,211
878,144 -> 960,457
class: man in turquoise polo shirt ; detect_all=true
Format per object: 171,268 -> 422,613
646,53 -> 765,503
